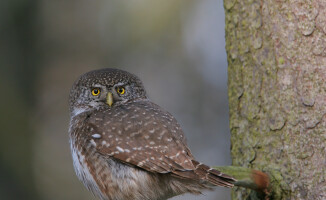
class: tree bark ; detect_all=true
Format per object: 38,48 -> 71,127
224,0 -> 326,199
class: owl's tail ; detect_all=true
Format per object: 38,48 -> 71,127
192,160 -> 236,188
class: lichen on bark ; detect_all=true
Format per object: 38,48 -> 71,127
224,0 -> 326,199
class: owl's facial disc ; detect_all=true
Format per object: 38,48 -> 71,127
69,68 -> 148,117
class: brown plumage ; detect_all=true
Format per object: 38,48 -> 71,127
69,68 -> 236,200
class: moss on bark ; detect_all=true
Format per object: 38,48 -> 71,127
224,0 -> 326,199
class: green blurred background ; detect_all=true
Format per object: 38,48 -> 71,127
0,0 -> 231,199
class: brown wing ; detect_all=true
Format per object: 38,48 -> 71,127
86,100 -> 195,172
85,100 -> 235,186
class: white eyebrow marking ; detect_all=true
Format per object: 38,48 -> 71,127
93,84 -> 103,88
92,133 -> 101,139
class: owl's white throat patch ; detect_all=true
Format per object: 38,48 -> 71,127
72,107 -> 88,117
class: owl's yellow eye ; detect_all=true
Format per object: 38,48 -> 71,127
91,88 -> 101,96
117,87 -> 125,95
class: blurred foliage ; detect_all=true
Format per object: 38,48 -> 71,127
0,0 -> 40,199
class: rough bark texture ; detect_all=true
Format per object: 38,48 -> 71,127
224,0 -> 326,199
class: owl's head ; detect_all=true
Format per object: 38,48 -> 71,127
69,68 -> 147,117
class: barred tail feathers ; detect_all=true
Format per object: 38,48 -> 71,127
192,160 -> 236,188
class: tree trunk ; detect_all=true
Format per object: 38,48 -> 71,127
224,0 -> 326,199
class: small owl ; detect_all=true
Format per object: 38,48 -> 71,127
69,68 -> 235,200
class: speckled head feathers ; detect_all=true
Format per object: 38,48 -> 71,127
69,68 -> 147,115
73,68 -> 144,88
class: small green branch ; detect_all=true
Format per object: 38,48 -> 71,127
214,166 -> 268,190
213,166 -> 288,200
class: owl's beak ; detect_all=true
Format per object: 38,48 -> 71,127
106,92 -> 113,107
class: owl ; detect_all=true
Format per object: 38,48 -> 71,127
69,68 -> 235,200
